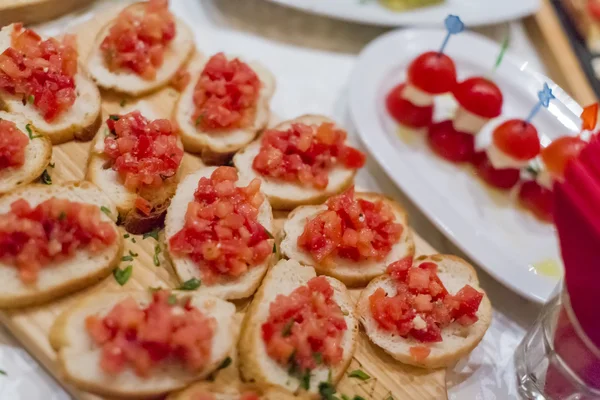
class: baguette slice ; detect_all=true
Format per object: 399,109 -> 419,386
239,259 -> 358,398
234,115 -> 356,210
0,181 -> 123,308
174,54 -> 275,165
167,382 -> 301,400
280,192 -> 415,287
86,102 -> 183,234
0,111 -> 52,194
50,291 -> 237,399
87,2 -> 194,96
0,24 -> 102,144
164,167 -> 274,300
357,254 -> 492,369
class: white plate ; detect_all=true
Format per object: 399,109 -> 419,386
349,28 -> 582,303
266,0 -> 540,27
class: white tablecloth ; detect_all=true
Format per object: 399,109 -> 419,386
0,1 -> 549,398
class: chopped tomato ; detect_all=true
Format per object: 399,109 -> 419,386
427,120 -> 475,163
169,167 -> 271,284
409,345 -> 431,362
135,197 -> 152,216
0,197 -> 116,283
472,151 -> 521,190
192,53 -> 260,131
298,186 -> 403,263
407,52 -> 457,94
252,122 -> 365,189
0,24 -> 77,121
101,0 -> 176,79
86,290 -> 216,376
170,66 -> 190,91
453,77 -> 503,119
518,180 -> 554,223
386,83 -> 434,129
103,111 -> 183,191
0,119 -> 28,169
370,259 -> 484,343
540,136 -> 587,181
262,276 -> 347,372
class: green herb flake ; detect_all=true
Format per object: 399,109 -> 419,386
109,115 -> 120,121
153,244 -> 161,266
58,211 -> 66,221
25,123 -> 41,139
27,94 -> 35,104
148,286 -> 162,292
119,99 -> 127,107
265,229 -> 274,239
353,397 -> 365,400
341,395 -> 350,400
121,255 -> 134,262
195,114 -> 204,126
48,162 -> 55,168
318,381 -> 337,400
282,319 -> 294,337
272,243 -> 277,253
113,265 -> 132,286
143,228 -> 160,241
313,352 -> 323,365
347,369 -> 370,381
167,294 -> 177,305
217,356 -> 232,370
131,237 -> 137,243
123,233 -> 130,239
100,206 -> 111,216
129,250 -> 138,257
179,278 -> 201,291
300,370 -> 311,390
41,169 -> 52,185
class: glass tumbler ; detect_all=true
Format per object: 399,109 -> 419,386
515,282 -> 600,399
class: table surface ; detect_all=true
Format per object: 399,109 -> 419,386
0,1 -> 549,399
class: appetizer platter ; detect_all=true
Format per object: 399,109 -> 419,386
0,2 -> 495,400
349,22 -> 586,303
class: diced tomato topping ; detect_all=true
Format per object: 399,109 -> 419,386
0,198 -> 116,283
492,119 -> 541,161
101,0 -> 176,79
471,151 -> 521,190
298,186 -> 403,264
86,290 -> 215,377
518,180 -> 554,223
0,119 -> 28,169
370,258 -> 484,344
103,111 -> 183,191
192,53 -> 261,131
589,0 -> 600,21
170,66 -> 190,91
252,122 -> 365,189
409,345 -> 431,362
427,120 -> 475,163
135,197 -> 152,216
386,83 -> 434,129
262,276 -> 347,372
540,136 -> 587,181
169,167 -> 271,284
0,24 -> 78,121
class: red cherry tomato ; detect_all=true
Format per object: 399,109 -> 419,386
408,51 -> 457,95
540,136 -> 587,180
427,120 -> 475,163
588,0 -> 600,21
518,181 -> 554,223
386,83 -> 434,129
471,151 -> 521,190
492,119 -> 541,161
453,77 -> 503,119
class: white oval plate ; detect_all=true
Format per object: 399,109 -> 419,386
349,29 -> 582,303
266,0 -> 539,27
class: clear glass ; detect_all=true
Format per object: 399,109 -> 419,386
516,282 -> 600,400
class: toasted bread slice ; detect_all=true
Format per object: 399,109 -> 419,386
164,167 -> 274,300
238,259 -> 358,398
280,192 -> 415,287
50,290 -> 237,399
86,103 -> 183,234
0,24 -> 102,144
0,111 -> 52,195
87,2 -> 195,96
167,382 -> 301,400
357,254 -> 492,369
0,181 -> 123,308
233,115 -> 357,210
174,54 -> 275,165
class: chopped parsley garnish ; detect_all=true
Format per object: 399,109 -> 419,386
129,250 -> 138,257
179,278 -> 201,290
313,352 -> 323,365
123,233 -> 130,239
131,237 -> 137,243
265,229 -> 274,239
300,370 -> 311,390
120,99 -> 127,107
40,169 -> 52,185
100,206 -> 111,216
318,381 -> 337,400
113,265 -> 132,286
48,162 -> 55,168
217,356 -> 232,370
143,228 -> 160,241
195,114 -> 204,126
273,243 -> 277,253
27,94 -> 35,104
282,319 -> 294,337
25,123 -> 42,139
167,294 -> 177,305
153,244 -> 161,266
109,115 -> 120,121
347,369 -> 370,381
121,255 -> 134,262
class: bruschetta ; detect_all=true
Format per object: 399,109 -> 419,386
280,187 -> 415,287
167,383 -> 301,400
239,259 -> 358,398
0,23 -> 102,144
0,111 -> 52,195
86,103 -> 184,234
0,181 -> 122,308
164,166 -> 274,300
49,290 -> 236,399
357,254 -> 492,369
233,115 -> 366,210
87,0 -> 194,96
174,53 -> 275,164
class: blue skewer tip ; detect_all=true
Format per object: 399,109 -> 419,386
444,15 -> 465,35
538,82 -> 555,108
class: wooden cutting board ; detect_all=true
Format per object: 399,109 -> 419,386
0,0 -> 95,27
0,6 -> 447,400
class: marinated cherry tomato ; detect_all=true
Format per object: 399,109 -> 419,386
252,122 -> 365,189
0,198 -> 116,283
386,83 -> 434,129
262,276 -> 347,371
0,119 -> 28,169
101,0 -> 176,79
86,290 -> 216,376
518,180 -> 554,223
427,120 -> 475,163
407,51 -> 457,94
453,77 -> 503,119
472,151 -> 521,190
192,53 -> 260,131
588,0 -> 600,21
0,24 -> 77,121
541,136 -> 587,181
492,119 -> 541,161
